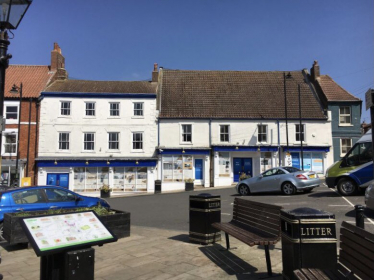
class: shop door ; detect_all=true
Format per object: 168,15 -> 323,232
195,159 -> 203,180
291,153 -> 300,169
233,158 -> 253,182
47,173 -> 69,188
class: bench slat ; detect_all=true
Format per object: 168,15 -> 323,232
340,239 -> 374,268
339,251 -> 374,280
234,205 -> 281,227
341,221 -> 374,242
234,198 -> 283,211
233,215 -> 280,237
340,228 -> 374,255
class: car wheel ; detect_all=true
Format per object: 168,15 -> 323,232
337,178 -> 357,196
238,184 -> 250,196
281,182 -> 295,195
0,222 -> 4,241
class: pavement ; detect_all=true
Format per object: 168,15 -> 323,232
0,226 -> 283,280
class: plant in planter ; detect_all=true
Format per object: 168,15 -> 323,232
185,178 -> 194,191
99,184 -> 112,198
239,172 -> 251,181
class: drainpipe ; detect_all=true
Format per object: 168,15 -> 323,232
26,98 -> 32,178
34,101 -> 40,185
209,119 -> 213,187
277,120 -> 281,166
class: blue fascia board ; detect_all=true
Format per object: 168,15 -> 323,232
282,146 -> 330,152
159,117 -> 327,121
159,149 -> 210,155
41,92 -> 156,99
38,160 -> 157,168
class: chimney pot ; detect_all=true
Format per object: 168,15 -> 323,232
311,60 -> 320,81
152,62 -> 159,83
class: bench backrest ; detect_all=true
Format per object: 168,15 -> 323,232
232,198 -> 283,238
339,221 -> 374,280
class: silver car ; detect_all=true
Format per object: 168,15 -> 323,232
236,166 -> 321,196
365,183 -> 374,211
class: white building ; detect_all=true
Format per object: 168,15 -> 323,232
157,68 -> 333,188
37,78 -> 159,193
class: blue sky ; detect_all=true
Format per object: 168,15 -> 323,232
9,0 -> 374,122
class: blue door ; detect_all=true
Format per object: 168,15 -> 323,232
291,153 -> 300,169
233,158 -> 253,182
47,173 -> 69,188
195,159 -> 203,180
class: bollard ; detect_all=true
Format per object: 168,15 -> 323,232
355,204 -> 365,229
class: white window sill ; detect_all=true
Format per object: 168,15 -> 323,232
180,142 -> 193,145
338,124 -> 353,127
293,142 -> 307,145
83,116 -> 96,119
106,150 -> 121,153
5,120 -> 18,124
57,150 -> 71,153
82,150 -> 96,153
131,150 -> 144,153
58,115 -> 71,118
108,116 -> 121,119
256,142 -> 268,145
132,116 -> 144,119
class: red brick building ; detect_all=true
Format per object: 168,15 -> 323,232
2,43 -> 67,186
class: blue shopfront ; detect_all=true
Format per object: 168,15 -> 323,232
285,146 -> 329,174
37,159 -> 157,192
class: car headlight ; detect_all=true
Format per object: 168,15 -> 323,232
367,184 -> 373,193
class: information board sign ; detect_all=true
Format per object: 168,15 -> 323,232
20,211 -> 117,256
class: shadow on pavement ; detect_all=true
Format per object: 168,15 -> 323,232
168,234 -> 190,243
308,191 -> 340,198
0,241 -> 28,252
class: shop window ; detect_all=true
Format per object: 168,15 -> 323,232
98,167 -> 109,186
219,152 -> 230,177
59,132 -> 70,150
182,125 -> 192,143
339,106 -> 351,125
73,168 -> 85,191
162,155 -> 194,182
220,125 -> 230,142
84,133 -> 95,151
258,125 -> 267,143
136,167 -> 147,190
260,152 -> 272,173
85,102 -> 95,116
109,102 -> 120,116
60,101 -> 71,116
133,102 -> 143,116
85,167 -> 98,189
113,167 -> 125,190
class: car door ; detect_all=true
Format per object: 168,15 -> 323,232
252,168 -> 282,193
10,189 -> 48,213
43,187 -> 81,210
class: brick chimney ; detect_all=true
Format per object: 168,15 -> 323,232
152,63 -> 158,82
310,60 -> 320,81
51,42 -> 65,71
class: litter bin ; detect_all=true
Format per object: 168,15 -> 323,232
189,193 -> 221,244
154,180 -> 161,194
281,207 -> 337,280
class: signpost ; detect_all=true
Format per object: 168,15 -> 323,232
285,152 -> 292,167
20,211 -> 117,280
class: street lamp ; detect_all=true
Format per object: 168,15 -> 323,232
10,82 -> 21,183
0,0 -> 31,179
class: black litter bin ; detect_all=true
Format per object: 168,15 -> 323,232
189,193 -> 221,244
154,180 -> 162,194
281,207 -> 337,280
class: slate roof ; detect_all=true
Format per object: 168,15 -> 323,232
159,70 -> 326,119
45,80 -> 157,94
316,75 -> 361,102
5,65 -> 54,98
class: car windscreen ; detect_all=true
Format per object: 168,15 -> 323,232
283,167 -> 301,173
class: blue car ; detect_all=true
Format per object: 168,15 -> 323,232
0,186 -> 110,239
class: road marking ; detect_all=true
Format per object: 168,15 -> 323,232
329,205 -> 351,207
221,213 -> 231,216
327,186 -> 374,226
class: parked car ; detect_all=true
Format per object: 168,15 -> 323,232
0,185 -> 10,191
0,186 -> 111,239
236,166 -> 320,196
365,183 -> 374,211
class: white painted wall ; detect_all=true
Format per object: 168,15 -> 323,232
39,97 -> 158,158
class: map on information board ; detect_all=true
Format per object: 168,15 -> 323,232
21,211 -> 117,256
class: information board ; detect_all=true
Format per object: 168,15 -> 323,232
20,211 -> 117,256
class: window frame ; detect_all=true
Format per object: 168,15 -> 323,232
58,132 -> 70,151
219,125 -> 230,143
108,132 -> 120,150
295,124 -> 306,142
133,102 -> 144,117
83,132 -> 95,151
85,102 -> 96,117
60,101 -> 71,116
109,102 -> 120,117
4,101 -> 20,124
340,138 -> 352,157
2,132 -> 17,155
181,124 -> 192,143
132,132 -> 143,151
258,124 -> 268,143
339,106 -> 351,125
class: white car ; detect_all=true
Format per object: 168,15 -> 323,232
365,184 -> 374,211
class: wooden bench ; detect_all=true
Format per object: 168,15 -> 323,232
212,198 -> 283,276
294,221 -> 374,280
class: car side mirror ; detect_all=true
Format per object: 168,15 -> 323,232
75,196 -> 83,202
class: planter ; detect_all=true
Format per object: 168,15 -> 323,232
185,182 -> 194,191
3,208 -> 130,245
100,190 -> 111,198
